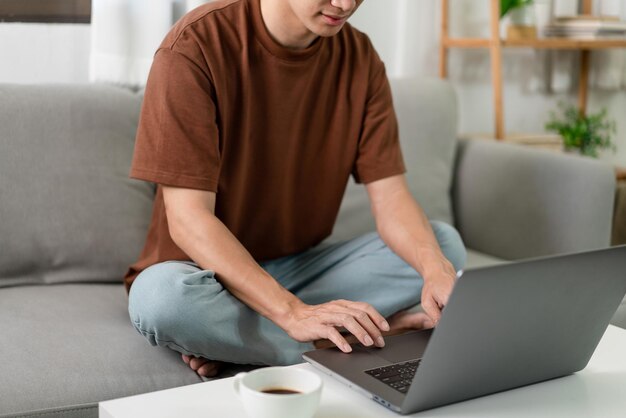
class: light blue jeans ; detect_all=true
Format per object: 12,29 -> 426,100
128,222 -> 466,366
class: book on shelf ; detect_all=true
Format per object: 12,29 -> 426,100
544,15 -> 626,39
555,15 -> 620,23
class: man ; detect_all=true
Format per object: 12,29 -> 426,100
126,0 -> 466,378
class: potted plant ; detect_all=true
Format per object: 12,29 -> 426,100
501,0 -> 534,19
502,0 -> 536,39
545,102 -> 617,158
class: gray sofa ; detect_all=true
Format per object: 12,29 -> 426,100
0,78 -> 620,417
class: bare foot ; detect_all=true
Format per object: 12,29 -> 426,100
181,354 -> 222,377
314,309 -> 434,349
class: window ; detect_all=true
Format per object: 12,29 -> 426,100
0,0 -> 91,24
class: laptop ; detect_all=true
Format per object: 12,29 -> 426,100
302,245 -> 626,414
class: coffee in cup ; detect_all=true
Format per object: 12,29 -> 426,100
233,367 -> 322,418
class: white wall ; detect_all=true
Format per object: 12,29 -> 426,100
0,23 -> 90,83
0,1 -> 624,165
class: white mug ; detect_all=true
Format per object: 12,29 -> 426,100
233,367 -> 323,418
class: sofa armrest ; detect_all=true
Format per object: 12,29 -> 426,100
452,139 -> 616,260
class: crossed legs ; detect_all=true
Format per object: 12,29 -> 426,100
128,221 -> 466,375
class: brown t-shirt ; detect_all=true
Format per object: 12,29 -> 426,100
124,0 -> 405,291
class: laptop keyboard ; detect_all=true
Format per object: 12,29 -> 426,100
364,359 -> 422,394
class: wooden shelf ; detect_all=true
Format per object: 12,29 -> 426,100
444,37 -> 626,50
442,38 -> 491,48
439,0 -> 626,140
503,38 -> 626,49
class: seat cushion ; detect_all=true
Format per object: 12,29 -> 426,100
0,84 -> 154,287
0,284 -> 202,417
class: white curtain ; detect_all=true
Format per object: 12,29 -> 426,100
89,0 -> 209,86
391,0 -> 440,78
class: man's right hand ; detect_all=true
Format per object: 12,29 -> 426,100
275,300 -> 391,353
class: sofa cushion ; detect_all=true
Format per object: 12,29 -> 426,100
331,77 -> 458,241
453,139 -> 615,260
0,283 -> 202,417
0,84 -> 154,287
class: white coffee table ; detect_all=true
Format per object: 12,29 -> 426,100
100,325 -> 626,417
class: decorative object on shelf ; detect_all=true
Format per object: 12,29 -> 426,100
503,0 -> 537,40
545,102 -> 617,158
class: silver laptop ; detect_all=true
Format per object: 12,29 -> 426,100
303,245 -> 626,414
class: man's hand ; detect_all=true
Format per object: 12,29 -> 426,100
420,252 -> 458,325
276,300 -> 390,353
366,175 -> 462,327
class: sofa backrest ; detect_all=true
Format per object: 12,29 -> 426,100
0,78 -> 458,286
0,84 -> 153,287
330,77 -> 458,242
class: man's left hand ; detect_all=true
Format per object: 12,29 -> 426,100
420,254 -> 458,325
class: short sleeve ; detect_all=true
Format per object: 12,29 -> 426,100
130,47 -> 221,191
352,52 -> 406,184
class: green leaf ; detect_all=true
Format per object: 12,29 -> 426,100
544,102 -> 617,158
501,0 -> 534,18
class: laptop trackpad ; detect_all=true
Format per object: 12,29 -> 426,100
373,329 -> 433,363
